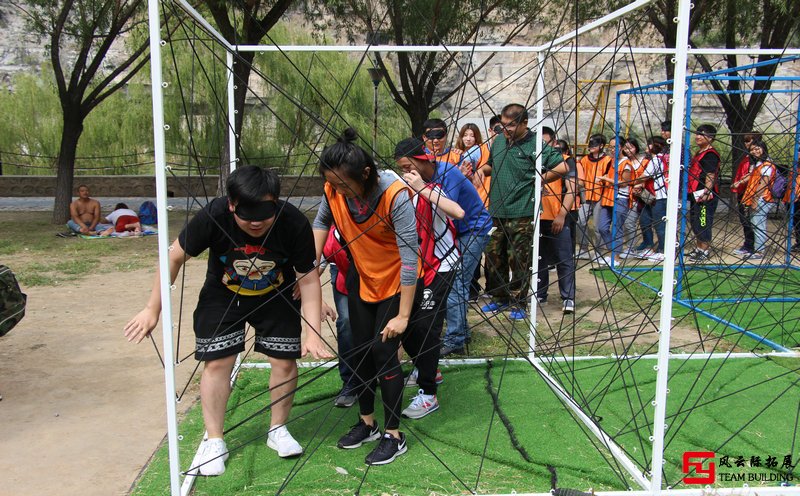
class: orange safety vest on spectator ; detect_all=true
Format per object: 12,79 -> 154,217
475,142 -> 492,207
630,157 -> 649,206
564,153 -> 581,211
742,161 -> 776,206
541,171 -> 565,221
579,154 -> 612,203
324,180 -> 421,303
599,159 -> 620,208
783,168 -> 800,204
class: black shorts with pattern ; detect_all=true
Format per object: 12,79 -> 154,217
193,286 -> 301,361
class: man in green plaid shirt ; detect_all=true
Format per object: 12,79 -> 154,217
482,104 -> 569,320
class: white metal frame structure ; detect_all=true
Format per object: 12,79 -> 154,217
145,0 -> 800,494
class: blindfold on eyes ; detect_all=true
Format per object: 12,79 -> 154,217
424,129 -> 446,139
492,124 -> 503,134
234,200 -> 277,221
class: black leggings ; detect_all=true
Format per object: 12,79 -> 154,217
402,271 -> 454,395
348,291 -> 406,430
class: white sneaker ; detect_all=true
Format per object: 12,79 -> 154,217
577,251 -> 592,260
404,367 -> 419,388
267,424 -> 304,457
196,438 -> 228,476
401,389 -> 439,419
647,252 -> 666,262
638,248 -> 655,259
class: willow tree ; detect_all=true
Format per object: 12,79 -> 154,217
13,0 -> 152,223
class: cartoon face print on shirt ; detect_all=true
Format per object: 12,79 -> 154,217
220,243 -> 286,294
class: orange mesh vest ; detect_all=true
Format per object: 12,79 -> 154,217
325,181 -> 421,303
580,154 -> 612,203
475,142 -> 491,206
743,161 -> 776,206
541,174 -> 564,221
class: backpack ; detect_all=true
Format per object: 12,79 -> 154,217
0,265 -> 26,337
770,166 -> 789,200
138,201 -> 158,225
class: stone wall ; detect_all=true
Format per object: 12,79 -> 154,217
0,175 -> 325,197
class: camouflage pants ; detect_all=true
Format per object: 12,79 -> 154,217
484,217 -> 534,306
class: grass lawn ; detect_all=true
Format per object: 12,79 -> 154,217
132,357 -> 799,495
597,266 -> 800,350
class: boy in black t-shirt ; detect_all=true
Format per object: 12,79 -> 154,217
124,166 -> 332,476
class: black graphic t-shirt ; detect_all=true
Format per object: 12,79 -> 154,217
179,197 -> 316,297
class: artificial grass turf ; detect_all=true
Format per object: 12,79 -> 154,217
132,357 -> 799,495
596,266 -> 800,349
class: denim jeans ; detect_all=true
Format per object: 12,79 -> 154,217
750,198 -> 772,253
612,198 -> 630,255
443,231 -> 490,348
67,220 -> 112,233
651,198 -> 667,253
597,205 -> 614,253
330,265 -> 355,389
639,204 -> 655,249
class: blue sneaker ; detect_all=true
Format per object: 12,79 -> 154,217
509,308 -> 527,320
480,301 -> 508,313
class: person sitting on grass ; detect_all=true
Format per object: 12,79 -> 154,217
124,165 -> 332,476
67,184 -> 103,234
98,203 -> 142,236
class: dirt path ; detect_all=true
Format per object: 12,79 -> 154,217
0,266 -> 203,496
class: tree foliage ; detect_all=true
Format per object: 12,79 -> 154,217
309,0 -> 537,134
11,0 -> 151,223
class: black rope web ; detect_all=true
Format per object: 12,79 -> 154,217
139,0 -> 800,493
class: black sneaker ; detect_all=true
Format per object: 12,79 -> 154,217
337,419 -> 380,449
365,433 -> 407,465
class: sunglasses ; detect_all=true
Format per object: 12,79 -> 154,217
424,129 -> 446,140
492,124 -> 503,134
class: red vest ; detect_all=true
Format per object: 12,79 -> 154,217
688,147 -> 720,194
414,184 -> 457,286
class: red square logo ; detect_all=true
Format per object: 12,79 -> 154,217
683,451 -> 716,484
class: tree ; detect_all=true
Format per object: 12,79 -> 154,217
310,0 -> 536,135
563,0 -> 800,168
201,0 -> 294,193
12,0 -> 152,224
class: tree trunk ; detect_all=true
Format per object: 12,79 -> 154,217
52,110 -> 84,224
408,98 -> 431,137
217,52 -> 256,196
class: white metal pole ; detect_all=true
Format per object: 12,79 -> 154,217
649,0 -> 693,491
146,0 -> 181,494
528,52 -> 546,360
226,51 -> 237,173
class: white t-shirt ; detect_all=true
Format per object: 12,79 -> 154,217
106,208 -> 138,225
410,185 -> 458,274
644,155 -> 668,200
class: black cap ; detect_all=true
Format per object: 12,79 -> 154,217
394,137 -> 432,160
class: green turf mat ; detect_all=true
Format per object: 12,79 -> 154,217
132,357 -> 800,495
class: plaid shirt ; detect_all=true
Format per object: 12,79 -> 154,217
488,130 -> 565,218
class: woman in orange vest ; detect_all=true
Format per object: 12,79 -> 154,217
783,161 -> 800,254
735,139 -> 776,260
577,134 -> 613,259
596,139 -> 634,264
313,128 -> 421,466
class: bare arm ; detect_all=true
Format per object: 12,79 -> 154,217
89,201 -> 101,230
381,282 -> 417,342
124,239 -> 190,343
296,268 -> 333,359
542,161 -> 569,183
